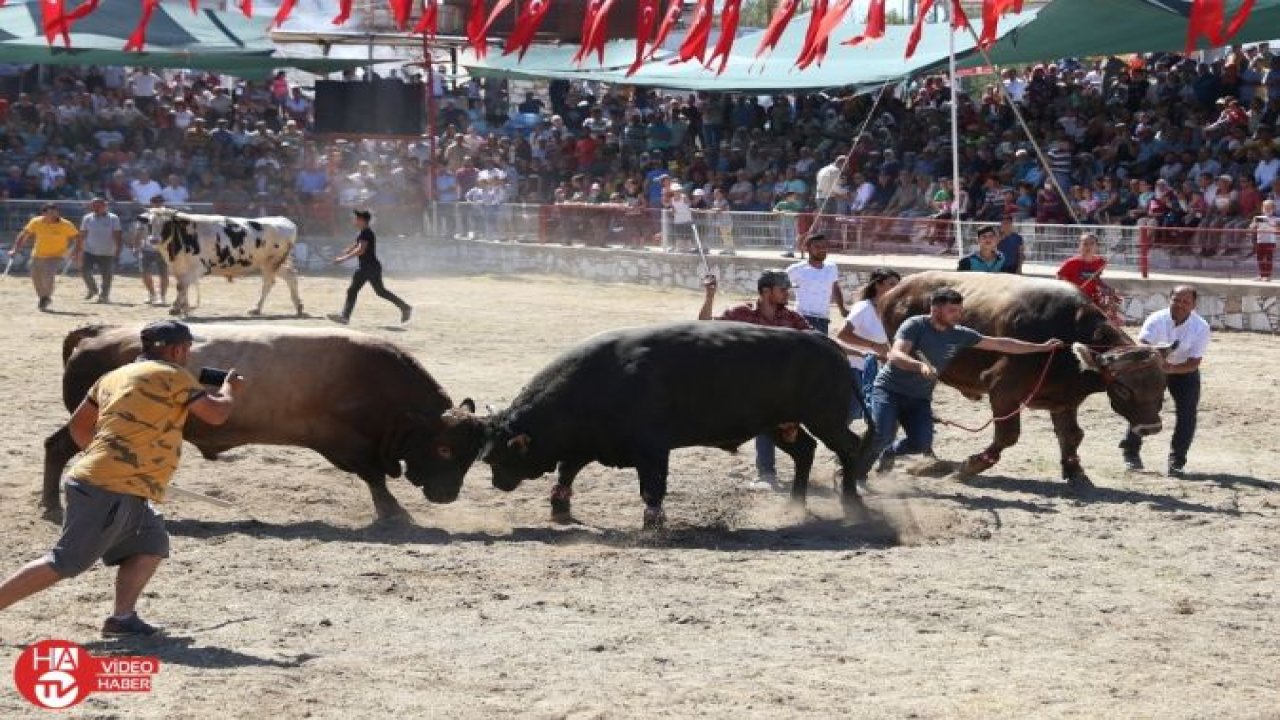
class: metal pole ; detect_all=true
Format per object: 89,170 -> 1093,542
949,20 -> 963,256
425,33 -> 439,240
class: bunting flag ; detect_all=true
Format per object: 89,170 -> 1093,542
950,0 -> 971,30
419,0 -> 445,34
238,0 -> 252,17
478,0 -> 514,38
123,0 -> 161,51
43,0 -> 99,46
584,0 -> 619,64
332,0 -> 353,25
646,0 -> 683,60
502,0 -> 551,57
754,0 -> 798,58
189,0 -> 198,12
904,0 -> 935,58
795,0 -> 828,67
797,0 -> 854,68
674,0 -> 714,64
705,0 -> 741,74
273,0 -> 299,27
572,0 -> 606,64
843,0 -> 885,47
1186,0 -> 1257,53
978,0 -> 1023,48
467,0 -> 488,57
387,0 -> 413,29
626,0 -> 659,76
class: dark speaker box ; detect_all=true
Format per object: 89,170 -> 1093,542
314,80 -> 425,136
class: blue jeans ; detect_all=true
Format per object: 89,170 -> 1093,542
755,434 -> 776,475
868,386 -> 936,464
804,315 -> 830,335
1120,371 -> 1200,466
848,367 -> 865,421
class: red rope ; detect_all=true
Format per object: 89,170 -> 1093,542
933,347 -> 1061,434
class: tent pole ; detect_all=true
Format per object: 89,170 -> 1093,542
425,34 -> 439,240
949,17 -> 963,256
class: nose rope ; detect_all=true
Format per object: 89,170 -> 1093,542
932,347 -> 1061,434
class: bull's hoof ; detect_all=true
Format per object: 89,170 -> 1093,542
295,307 -> 306,317
41,505 -> 63,525
841,494 -> 870,522
168,307 -> 181,316
246,308 -> 262,316
957,454 -> 996,479
550,498 -> 573,524
1066,472 -> 1095,495
373,505 -> 414,525
642,506 -> 666,529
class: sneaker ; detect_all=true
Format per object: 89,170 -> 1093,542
102,612 -> 164,638
96,296 -> 109,304
1168,461 -> 1186,478
327,313 -> 349,325
147,294 -> 158,305
1123,452 -> 1144,471
37,297 -> 50,311
755,470 -> 782,490
400,306 -> 413,324
84,289 -> 97,300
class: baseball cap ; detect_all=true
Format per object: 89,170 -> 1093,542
757,270 -> 792,292
140,320 -> 199,349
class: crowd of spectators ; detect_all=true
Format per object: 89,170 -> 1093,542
3,45 -> 1280,255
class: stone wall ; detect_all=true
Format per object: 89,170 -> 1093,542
379,238 -> 1280,333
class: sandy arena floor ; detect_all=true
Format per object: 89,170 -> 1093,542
0,269 -> 1277,719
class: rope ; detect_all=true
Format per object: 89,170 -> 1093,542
806,87 -> 889,238
931,346 -> 1061,433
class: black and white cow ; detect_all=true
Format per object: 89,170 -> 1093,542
138,208 -> 304,317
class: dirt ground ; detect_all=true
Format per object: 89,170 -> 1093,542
0,268 -> 1277,719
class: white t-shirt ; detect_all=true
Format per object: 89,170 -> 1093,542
1138,309 -> 1210,367
841,298 -> 887,371
161,184 -> 190,205
1254,216 -> 1279,245
786,260 -> 839,318
130,72 -> 161,98
130,179 -> 163,204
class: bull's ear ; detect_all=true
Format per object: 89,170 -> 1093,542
1072,342 -> 1102,374
459,397 -> 476,413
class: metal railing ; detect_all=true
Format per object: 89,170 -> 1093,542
5,198 -> 1273,281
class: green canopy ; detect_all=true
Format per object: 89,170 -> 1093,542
0,0 -> 370,75
462,0 -> 1279,91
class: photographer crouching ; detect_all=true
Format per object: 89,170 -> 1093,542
0,321 -> 245,637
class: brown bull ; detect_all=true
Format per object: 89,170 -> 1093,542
877,271 -> 1170,490
42,324 -> 487,523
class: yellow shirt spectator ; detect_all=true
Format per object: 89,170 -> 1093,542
23,217 -> 79,258
67,360 -> 206,502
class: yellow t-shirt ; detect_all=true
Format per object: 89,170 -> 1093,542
23,217 -> 79,258
67,360 -> 205,502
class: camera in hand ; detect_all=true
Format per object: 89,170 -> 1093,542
198,367 -> 230,386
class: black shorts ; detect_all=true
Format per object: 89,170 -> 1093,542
45,478 -> 170,578
140,251 -> 165,275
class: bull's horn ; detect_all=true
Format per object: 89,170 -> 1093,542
460,398 -> 476,413
1071,342 -> 1102,373
508,433 -> 531,453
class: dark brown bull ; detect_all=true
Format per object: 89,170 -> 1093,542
42,324 -> 487,523
877,271 -> 1171,491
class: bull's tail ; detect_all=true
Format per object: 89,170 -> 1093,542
61,324 -> 114,366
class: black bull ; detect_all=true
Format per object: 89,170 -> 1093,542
876,271 -> 1170,490
477,321 -> 878,527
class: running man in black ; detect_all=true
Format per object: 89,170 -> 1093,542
328,209 -> 412,324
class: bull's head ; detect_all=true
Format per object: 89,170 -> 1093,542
1073,342 -> 1175,436
479,416 -> 555,492
400,398 -> 488,503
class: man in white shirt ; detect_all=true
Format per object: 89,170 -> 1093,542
130,171 -> 163,205
784,234 -> 848,334
1120,285 -> 1211,477
815,156 -> 845,208
128,69 -> 163,113
160,174 -> 190,205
